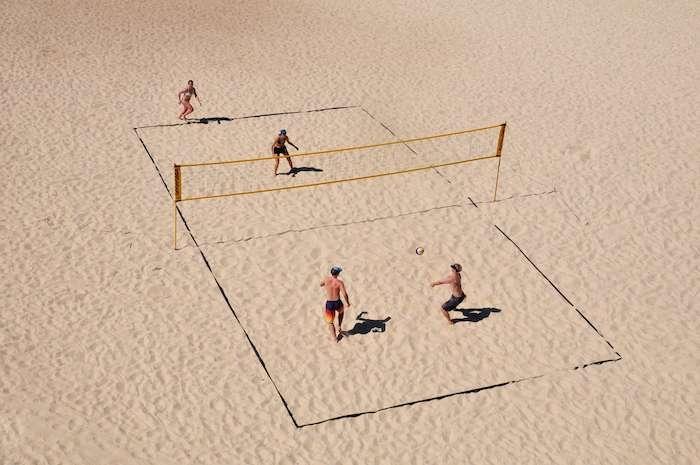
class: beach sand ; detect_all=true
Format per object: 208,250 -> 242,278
2,1 -> 698,463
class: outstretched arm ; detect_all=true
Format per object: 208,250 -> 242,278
431,275 -> 454,287
287,138 -> 299,150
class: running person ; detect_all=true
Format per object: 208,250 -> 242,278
430,263 -> 465,324
272,129 -> 298,175
177,80 -> 201,120
320,265 -> 351,342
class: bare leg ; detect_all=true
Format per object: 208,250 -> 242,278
441,307 -> 454,324
328,322 -> 337,342
337,309 -> 344,334
183,104 -> 194,119
274,156 -> 280,175
286,155 -> 294,172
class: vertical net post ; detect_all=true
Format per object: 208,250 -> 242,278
173,201 -> 178,250
174,164 -> 182,201
174,165 -> 182,250
493,122 -> 506,202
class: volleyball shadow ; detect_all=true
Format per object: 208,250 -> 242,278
343,311 -> 391,336
450,307 -> 501,323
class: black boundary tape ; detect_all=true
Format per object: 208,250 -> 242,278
134,105 -> 359,130
133,114 -> 622,430
493,224 -> 622,358
134,127 -> 300,427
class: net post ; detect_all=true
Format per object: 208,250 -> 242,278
493,122 -> 506,202
496,122 -> 506,157
174,164 -> 182,201
173,200 -> 178,250
174,164 -> 182,250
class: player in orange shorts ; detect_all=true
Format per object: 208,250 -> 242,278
320,265 -> 351,342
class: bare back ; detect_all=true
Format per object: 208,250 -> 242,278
322,276 -> 343,300
451,271 -> 464,297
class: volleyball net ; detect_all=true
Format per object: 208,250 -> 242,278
172,122 -> 506,248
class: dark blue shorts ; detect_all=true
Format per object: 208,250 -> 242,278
325,299 -> 343,311
442,294 -> 465,311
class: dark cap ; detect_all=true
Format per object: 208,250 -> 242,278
330,265 -> 342,276
451,263 -> 462,272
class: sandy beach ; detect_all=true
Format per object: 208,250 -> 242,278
2,1 -> 698,463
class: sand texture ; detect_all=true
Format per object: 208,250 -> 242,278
2,0 -> 698,464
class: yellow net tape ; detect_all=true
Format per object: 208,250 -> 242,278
179,153 -> 499,202
177,123 -> 505,168
171,122 -> 506,249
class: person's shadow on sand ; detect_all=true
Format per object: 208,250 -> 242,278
450,307 -> 501,324
286,166 -> 324,177
344,312 -> 391,336
190,116 -> 233,124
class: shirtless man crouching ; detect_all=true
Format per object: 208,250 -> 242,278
320,265 -> 351,342
430,263 -> 465,324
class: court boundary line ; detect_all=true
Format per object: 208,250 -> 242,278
134,107 -> 621,429
135,125 -> 300,427
198,203 -> 464,247
133,105 -> 360,130
494,225 -> 621,357
360,107 -> 455,185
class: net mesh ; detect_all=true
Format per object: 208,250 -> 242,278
176,124 -> 502,202
136,108 -> 505,247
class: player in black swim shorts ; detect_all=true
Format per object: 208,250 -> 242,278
271,129 -> 298,175
431,263 -> 465,325
441,293 -> 465,311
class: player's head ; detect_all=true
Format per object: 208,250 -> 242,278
451,263 -> 462,273
330,265 -> 342,276
187,80 -> 194,85
280,129 -> 287,135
